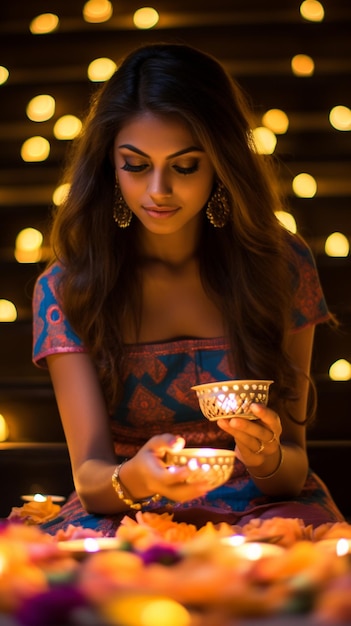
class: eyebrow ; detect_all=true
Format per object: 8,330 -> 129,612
117,144 -> 204,159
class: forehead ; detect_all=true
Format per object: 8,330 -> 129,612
115,111 -> 200,153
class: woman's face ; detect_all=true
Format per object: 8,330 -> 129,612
113,112 -> 215,235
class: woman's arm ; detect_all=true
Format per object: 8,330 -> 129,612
218,324 -> 315,497
48,352 -> 125,513
47,352 -> 210,513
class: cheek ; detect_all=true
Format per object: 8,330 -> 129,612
195,176 -> 214,206
118,175 -> 139,201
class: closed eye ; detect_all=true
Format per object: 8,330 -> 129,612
173,163 -> 199,175
121,161 -> 199,175
121,161 -> 148,173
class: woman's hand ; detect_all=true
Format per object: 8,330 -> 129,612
120,433 -> 210,503
217,403 -> 282,473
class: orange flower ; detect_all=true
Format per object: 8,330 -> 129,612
240,517 -> 309,547
54,524 -> 104,542
8,497 -> 61,525
313,521 -> 351,542
118,512 -> 234,548
119,511 -> 199,544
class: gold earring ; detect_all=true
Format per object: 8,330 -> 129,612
206,181 -> 231,228
113,182 -> 132,228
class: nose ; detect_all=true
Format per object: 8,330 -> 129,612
148,168 -> 172,198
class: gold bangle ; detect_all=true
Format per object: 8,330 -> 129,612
112,462 -> 161,510
248,446 -> 284,480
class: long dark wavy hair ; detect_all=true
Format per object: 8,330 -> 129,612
49,42 -> 311,420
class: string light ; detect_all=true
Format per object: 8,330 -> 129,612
325,232 -> 349,257
252,126 -> 277,154
53,183 -> 71,206
329,359 -> 351,381
83,0 -> 113,23
291,54 -> 315,77
275,211 -> 297,233
0,414 -> 9,441
26,95 -> 55,122
292,173 -> 317,198
262,109 -> 289,134
0,300 -> 17,322
21,137 -> 50,162
15,228 -> 43,263
29,13 -> 59,34
329,105 -> 351,131
53,115 -> 82,140
300,0 -> 325,22
0,66 -> 9,85
133,7 -> 159,29
87,58 -> 117,82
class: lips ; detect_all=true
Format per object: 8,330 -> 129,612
142,205 -> 180,218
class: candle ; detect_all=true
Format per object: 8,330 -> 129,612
317,538 -> 351,556
221,534 -> 246,547
221,536 -> 285,560
165,447 -> 235,490
21,493 -> 66,503
57,537 -> 121,558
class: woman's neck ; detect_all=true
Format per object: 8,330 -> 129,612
136,218 -> 201,268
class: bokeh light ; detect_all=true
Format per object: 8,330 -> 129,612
329,359 -> 351,381
291,54 -> 315,77
133,7 -> 159,29
0,414 -> 9,441
325,232 -> 349,257
292,173 -> 317,198
26,95 -> 55,122
262,109 -> 289,134
300,0 -> 325,22
15,227 -> 43,263
0,299 -> 17,322
29,13 -> 59,34
329,105 -> 351,131
88,57 -> 117,82
83,0 -> 113,23
53,183 -> 71,206
53,115 -> 82,140
0,66 -> 9,85
21,136 -> 50,162
252,126 -> 277,154
275,211 -> 297,233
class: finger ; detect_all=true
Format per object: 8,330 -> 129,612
266,431 -> 277,444
162,478 -> 210,503
145,434 -> 186,456
254,440 -> 265,455
249,404 -> 282,436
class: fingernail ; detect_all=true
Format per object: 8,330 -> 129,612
172,437 -> 185,452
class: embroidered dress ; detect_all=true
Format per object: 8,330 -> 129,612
32,235 -> 345,535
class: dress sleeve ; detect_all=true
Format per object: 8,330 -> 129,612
32,263 -> 86,368
289,234 -> 330,331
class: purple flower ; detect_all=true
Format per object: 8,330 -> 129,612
139,543 -> 182,566
15,585 -> 88,626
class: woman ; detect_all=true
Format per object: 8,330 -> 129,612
33,43 -> 344,535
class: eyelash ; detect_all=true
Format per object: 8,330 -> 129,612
121,161 -> 199,175
174,163 -> 199,175
121,162 -> 147,173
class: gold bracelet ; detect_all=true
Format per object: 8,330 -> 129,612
112,462 -> 161,510
248,446 -> 284,480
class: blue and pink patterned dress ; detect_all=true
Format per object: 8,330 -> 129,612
32,235 -> 345,535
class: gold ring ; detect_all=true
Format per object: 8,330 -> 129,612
255,441 -> 265,455
267,432 -> 276,444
